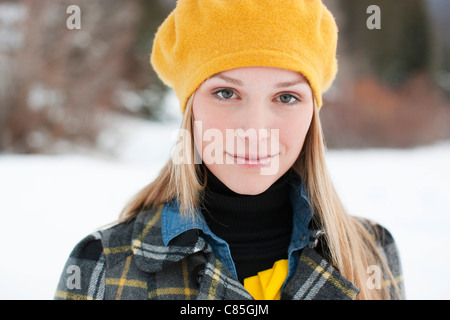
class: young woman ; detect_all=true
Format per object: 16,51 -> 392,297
55,0 -> 404,300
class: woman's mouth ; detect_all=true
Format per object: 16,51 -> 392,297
225,152 -> 276,167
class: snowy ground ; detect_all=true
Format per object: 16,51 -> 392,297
1,108 -> 449,300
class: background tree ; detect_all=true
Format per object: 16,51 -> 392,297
321,0 -> 450,148
0,0 -> 174,153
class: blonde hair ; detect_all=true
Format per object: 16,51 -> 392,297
119,96 -> 400,300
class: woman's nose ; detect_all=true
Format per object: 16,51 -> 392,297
241,102 -> 270,133
239,102 -> 270,143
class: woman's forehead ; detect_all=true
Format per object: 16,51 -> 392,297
208,67 -> 309,85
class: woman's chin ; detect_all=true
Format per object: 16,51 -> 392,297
214,169 -> 281,195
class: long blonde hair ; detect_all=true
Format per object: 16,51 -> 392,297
120,95 -> 400,300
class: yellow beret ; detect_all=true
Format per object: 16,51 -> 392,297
151,0 -> 338,113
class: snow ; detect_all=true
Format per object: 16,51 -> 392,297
1,105 -> 449,299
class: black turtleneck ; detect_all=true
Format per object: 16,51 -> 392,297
201,168 -> 293,283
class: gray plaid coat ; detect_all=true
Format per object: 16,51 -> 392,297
55,204 -> 404,300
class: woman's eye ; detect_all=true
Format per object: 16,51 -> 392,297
214,89 -> 237,100
276,94 -> 300,104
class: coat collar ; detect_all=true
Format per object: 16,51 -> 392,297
130,204 -> 212,274
108,204 -> 359,300
161,172 -> 313,258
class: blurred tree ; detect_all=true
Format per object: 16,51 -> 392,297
320,0 -> 450,149
340,0 -> 431,88
427,0 -> 450,97
119,0 -> 176,120
0,0 -> 175,154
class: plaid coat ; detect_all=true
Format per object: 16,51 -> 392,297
55,204 -> 404,300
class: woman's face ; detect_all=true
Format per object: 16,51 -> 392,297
192,66 -> 314,195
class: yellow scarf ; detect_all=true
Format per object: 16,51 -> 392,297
243,259 -> 289,300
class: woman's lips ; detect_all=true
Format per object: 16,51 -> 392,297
225,152 -> 275,166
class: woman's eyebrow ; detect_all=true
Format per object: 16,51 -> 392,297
275,79 -> 307,88
214,74 -> 244,86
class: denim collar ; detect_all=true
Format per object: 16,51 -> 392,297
161,173 -> 313,280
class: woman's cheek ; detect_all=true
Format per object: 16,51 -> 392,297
282,125 -> 307,160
